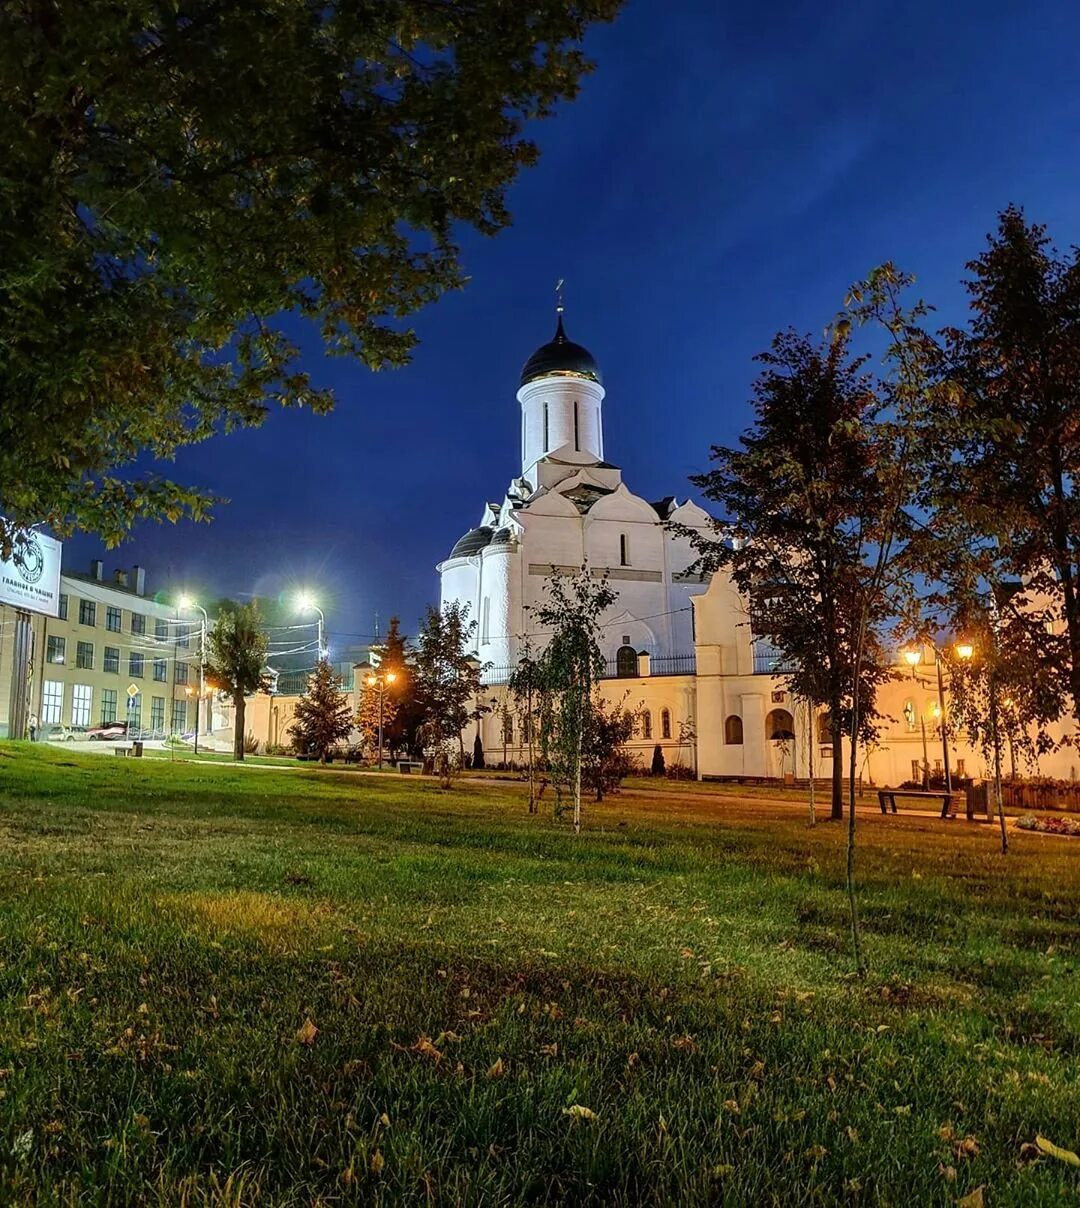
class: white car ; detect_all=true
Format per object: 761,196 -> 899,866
45,724 -> 88,742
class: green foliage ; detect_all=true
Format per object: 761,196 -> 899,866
472,732 -> 485,771
533,566 -> 617,830
414,602 -> 486,758
0,0 -> 619,555
377,617 -> 424,757
580,693 -> 637,800
679,327 -> 898,819
289,659 -> 353,763
1,744 -> 1079,1205
202,600 -> 270,761
651,743 -> 666,777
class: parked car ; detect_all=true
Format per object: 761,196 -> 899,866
45,724 -> 88,742
87,721 -> 128,741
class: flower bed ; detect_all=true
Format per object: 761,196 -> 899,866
1016,813 -> 1080,837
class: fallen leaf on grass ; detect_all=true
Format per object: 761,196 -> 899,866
804,1144 -> 828,1160
954,1136 -> 980,1160
486,1058 -> 505,1079
370,1150 -> 385,1175
1035,1135 -> 1080,1166
295,1018 -> 318,1046
956,1187 -> 984,1208
563,1105 -> 598,1120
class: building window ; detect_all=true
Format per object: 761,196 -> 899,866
155,618 -> 168,641
101,688 -> 118,724
661,708 -> 671,740
817,713 -> 833,744
175,661 -> 188,686
78,599 -> 96,626
104,646 -> 120,674
171,699 -> 187,734
616,644 -> 637,677
58,594 -> 68,621
127,694 -> 141,730
46,635 -> 66,664
177,628 -> 190,649
41,681 -> 64,725
72,684 -> 92,727
725,715 -> 744,745
76,641 -> 94,670
502,713 -> 513,745
129,652 -> 144,678
641,710 -> 652,739
153,659 -> 167,682
573,399 -> 580,451
619,533 -> 629,566
106,606 -> 122,632
765,708 -> 795,741
150,696 -> 166,732
956,758 -> 966,777
131,613 -> 145,636
543,400 -> 549,451
911,759 -> 921,782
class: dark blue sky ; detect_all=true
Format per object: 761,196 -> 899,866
68,0 -> 1080,654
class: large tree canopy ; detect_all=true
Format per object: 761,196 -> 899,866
0,0 -> 619,555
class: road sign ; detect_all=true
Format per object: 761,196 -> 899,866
127,683 -> 141,699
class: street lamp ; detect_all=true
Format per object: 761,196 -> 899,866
954,638 -> 1007,850
365,670 -> 397,769
901,646 -> 931,788
177,594 -> 209,753
296,592 -> 326,661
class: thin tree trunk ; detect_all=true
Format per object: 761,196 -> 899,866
807,700 -> 816,827
233,693 -> 245,762
989,669 -> 1009,855
830,710 -> 844,820
573,685 -> 583,835
846,615 -> 868,977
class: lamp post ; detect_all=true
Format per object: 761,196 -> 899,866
903,643 -> 954,794
954,639 -> 1007,852
296,593 -> 326,662
902,647 -> 930,787
365,670 -> 396,769
177,595 -> 209,753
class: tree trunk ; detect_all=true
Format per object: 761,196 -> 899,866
989,669 -> 1009,855
830,709 -> 844,820
573,689 -> 583,835
233,693 -> 245,762
846,623 -> 867,977
807,700 -> 816,827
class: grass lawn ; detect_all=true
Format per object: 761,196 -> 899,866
0,744 -> 1077,1205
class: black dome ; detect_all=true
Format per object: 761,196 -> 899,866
520,314 -> 601,387
449,526 -> 493,559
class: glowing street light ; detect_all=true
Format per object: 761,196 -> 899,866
177,594 -> 210,753
365,669 -> 397,769
955,641 -> 975,661
295,593 -> 327,661
903,646 -> 922,670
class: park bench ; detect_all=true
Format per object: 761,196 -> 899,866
398,761 -> 424,774
112,742 -> 144,758
878,787 -> 965,819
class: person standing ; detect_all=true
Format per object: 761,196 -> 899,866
28,713 -> 38,742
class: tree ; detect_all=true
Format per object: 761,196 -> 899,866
290,659 -> 353,763
354,680 -> 401,763
203,601 -> 270,761
579,693 -> 637,801
534,566 -> 616,832
651,743 -> 666,777
413,602 -> 486,772
929,207 -> 1080,747
509,634 -> 543,812
472,733 -> 486,771
0,0 -> 620,557
679,328 -> 893,820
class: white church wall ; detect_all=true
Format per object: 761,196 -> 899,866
518,376 -> 605,478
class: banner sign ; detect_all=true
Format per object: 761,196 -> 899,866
0,526 -> 62,617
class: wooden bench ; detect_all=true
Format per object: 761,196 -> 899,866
878,788 -> 963,818
397,761 -> 424,774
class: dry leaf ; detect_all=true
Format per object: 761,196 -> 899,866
804,1144 -> 828,1160
954,1136 -> 980,1160
370,1150 -> 385,1176
956,1186 -> 984,1208
1035,1135 -> 1080,1166
409,1035 -> 443,1062
295,1018 -> 319,1046
486,1057 -> 505,1079
563,1105 -> 598,1120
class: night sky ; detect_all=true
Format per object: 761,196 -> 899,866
66,0 -> 1080,656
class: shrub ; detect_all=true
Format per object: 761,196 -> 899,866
243,732 -> 260,754
651,744 -> 665,776
1016,814 -> 1080,836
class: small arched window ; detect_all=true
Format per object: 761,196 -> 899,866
661,708 -> 672,739
616,644 -> 637,677
765,708 -> 795,741
725,715 -> 743,745
619,533 -> 629,566
903,699 -> 916,732
502,713 -> 513,744
642,710 -> 652,739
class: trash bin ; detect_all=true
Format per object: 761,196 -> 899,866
132,741 -> 144,758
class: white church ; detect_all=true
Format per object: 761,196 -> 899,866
438,306 -> 1072,789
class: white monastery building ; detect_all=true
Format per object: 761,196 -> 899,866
439,307 -> 1079,790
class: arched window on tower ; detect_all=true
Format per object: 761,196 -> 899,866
725,715 -> 743,745
574,399 -> 580,451
543,401 -> 549,453
661,708 -> 672,739
616,643 -> 637,677
765,708 -> 795,741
